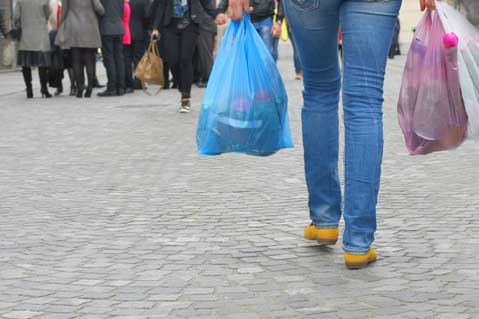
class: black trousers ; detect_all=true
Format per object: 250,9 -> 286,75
102,35 -> 125,91
194,29 -> 215,83
124,40 -> 146,89
163,23 -> 199,96
71,48 -> 96,90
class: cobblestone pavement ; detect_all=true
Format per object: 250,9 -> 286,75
1,42 -> 479,319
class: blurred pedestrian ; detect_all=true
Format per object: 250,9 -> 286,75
14,0 -> 52,98
122,0 -> 133,93
126,0 -> 150,90
271,0 -> 284,62
150,0 -> 173,89
56,0 -> 105,98
151,0 -> 216,113
98,0 -> 126,97
193,2 -> 217,88
48,0 -> 64,96
388,18 -> 401,59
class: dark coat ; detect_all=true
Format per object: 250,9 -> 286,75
55,0 -> 105,49
198,0 -> 216,34
152,0 -> 216,31
130,0 -> 150,41
100,0 -> 125,36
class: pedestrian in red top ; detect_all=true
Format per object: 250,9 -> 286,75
123,0 -> 134,93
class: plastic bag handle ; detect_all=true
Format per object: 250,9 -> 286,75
415,10 -> 433,42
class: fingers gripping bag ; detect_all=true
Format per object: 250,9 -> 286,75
196,14 -> 294,156
437,2 -> 479,139
397,11 -> 468,155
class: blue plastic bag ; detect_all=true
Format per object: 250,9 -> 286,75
196,14 -> 294,156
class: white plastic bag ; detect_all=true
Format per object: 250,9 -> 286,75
437,2 -> 479,139
2,41 -> 15,67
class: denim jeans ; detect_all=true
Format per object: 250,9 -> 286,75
288,27 -> 302,74
272,37 -> 279,62
253,17 -> 276,62
283,0 -> 401,254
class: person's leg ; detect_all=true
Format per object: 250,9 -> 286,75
288,27 -> 302,75
163,26 -> 181,91
132,40 -> 146,89
196,29 -> 214,84
124,44 -> 134,91
21,66 -> 33,98
71,47 -> 85,97
283,0 -> 342,230
340,0 -> 401,255
101,35 -> 116,93
178,25 -> 199,99
67,67 -> 76,96
84,48 -> 96,97
158,37 -> 172,89
272,37 -> 279,62
38,67 -> 51,97
204,33 -> 215,82
114,36 -> 126,94
253,18 -> 275,60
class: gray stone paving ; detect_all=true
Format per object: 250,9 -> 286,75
1,42 -> 479,319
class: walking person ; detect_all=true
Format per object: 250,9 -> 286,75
151,0 -> 217,113
98,0 -> 126,97
226,0 -> 416,269
55,0 -> 105,98
48,0 -> 64,96
126,0 -> 150,91
150,0 -> 173,89
14,0 -> 52,98
122,0 -> 133,93
193,3 -> 217,88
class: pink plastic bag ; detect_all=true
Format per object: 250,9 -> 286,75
397,11 -> 468,155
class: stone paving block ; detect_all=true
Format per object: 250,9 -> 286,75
2,311 -> 43,319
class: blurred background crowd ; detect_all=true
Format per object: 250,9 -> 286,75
0,0 -> 477,110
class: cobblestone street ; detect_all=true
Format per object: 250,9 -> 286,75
1,41 -> 479,319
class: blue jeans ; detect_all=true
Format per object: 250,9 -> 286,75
283,0 -> 401,254
288,27 -> 302,74
272,37 -> 279,62
253,17 -> 276,62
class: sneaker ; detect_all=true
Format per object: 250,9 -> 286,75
180,97 -> 191,113
344,249 -> 377,269
295,72 -> 302,80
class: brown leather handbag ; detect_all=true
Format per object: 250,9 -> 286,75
134,39 -> 165,95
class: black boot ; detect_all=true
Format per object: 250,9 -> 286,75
55,83 -> 63,96
39,67 -> 52,98
22,67 -> 33,98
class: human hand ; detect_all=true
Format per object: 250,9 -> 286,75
228,0 -> 252,21
272,22 -> 281,38
215,13 -> 227,25
151,29 -> 160,39
420,0 -> 436,11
